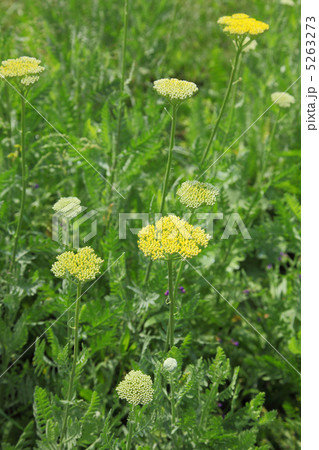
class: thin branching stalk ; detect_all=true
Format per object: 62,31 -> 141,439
11,96 -> 26,269
60,282 -> 82,447
200,39 -> 244,167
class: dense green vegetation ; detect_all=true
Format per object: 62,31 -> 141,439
0,0 -> 300,448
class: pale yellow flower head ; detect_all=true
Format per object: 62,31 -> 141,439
116,370 -> 154,406
153,78 -> 198,103
218,14 -> 269,36
0,56 -> 45,87
53,197 -> 82,219
271,92 -> 295,108
51,246 -> 103,283
138,215 -> 210,260
177,180 -> 219,209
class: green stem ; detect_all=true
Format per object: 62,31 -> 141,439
165,259 -> 175,351
108,0 -> 129,204
144,104 -> 178,287
170,373 -> 176,425
11,95 -> 26,269
160,104 -> 177,214
200,43 -> 242,167
60,282 -> 82,447
126,406 -> 135,450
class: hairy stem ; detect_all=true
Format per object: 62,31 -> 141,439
60,282 -> 82,447
11,95 -> 26,269
170,373 -> 176,425
126,406 -> 135,450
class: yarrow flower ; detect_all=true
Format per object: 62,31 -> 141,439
53,197 -> 82,219
242,37 -> 258,53
177,180 -> 219,209
116,370 -> 153,406
51,246 -> 103,283
163,358 -> 178,372
217,13 -> 269,36
0,56 -> 45,88
153,78 -> 198,103
271,92 -> 295,108
138,215 -> 210,260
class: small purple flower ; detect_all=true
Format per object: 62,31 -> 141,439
217,402 -> 223,408
266,264 -> 273,270
243,289 -> 250,295
231,339 -> 239,346
280,251 -> 285,256
164,290 -> 169,296
257,317 -> 261,322
179,286 -> 186,294
33,183 -> 39,189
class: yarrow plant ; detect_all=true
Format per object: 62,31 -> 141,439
52,196 -> 82,218
144,77 -> 198,284
116,370 -> 154,449
139,216 -> 210,350
1,57 -> 45,269
51,247 -> 103,446
163,358 -> 178,425
177,180 -> 219,209
200,13 -> 269,166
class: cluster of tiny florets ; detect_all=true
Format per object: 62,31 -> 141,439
138,215 -> 210,260
52,197 -> 82,218
51,247 -> 103,283
217,14 -> 269,36
271,92 -> 295,108
163,358 -> 178,372
0,56 -> 45,87
153,78 -> 198,102
177,180 -> 219,209
116,370 -> 154,406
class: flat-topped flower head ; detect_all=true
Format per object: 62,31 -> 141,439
271,92 -> 295,108
51,246 -> 103,283
218,14 -> 269,36
138,215 -> 210,260
53,197 -> 82,219
154,78 -> 198,104
177,180 -> 219,209
0,56 -> 45,88
116,370 -> 153,406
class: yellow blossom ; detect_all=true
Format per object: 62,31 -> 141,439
218,14 -> 269,36
0,56 -> 44,87
153,78 -> 198,102
116,370 -> 153,406
51,246 -> 103,283
138,215 -> 210,260
177,180 -> 219,209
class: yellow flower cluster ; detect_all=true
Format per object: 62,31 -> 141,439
177,180 -> 219,209
138,215 -> 210,260
271,92 -> 295,108
0,56 -> 45,86
153,78 -> 198,102
116,370 -> 154,406
51,247 -> 103,283
218,13 -> 269,36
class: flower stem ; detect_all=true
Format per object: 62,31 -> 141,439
160,103 -> 177,214
60,282 -> 82,447
200,43 -> 242,167
170,373 -> 176,425
165,259 -> 175,351
11,95 -> 26,269
126,406 -> 135,450
144,104 -> 178,287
